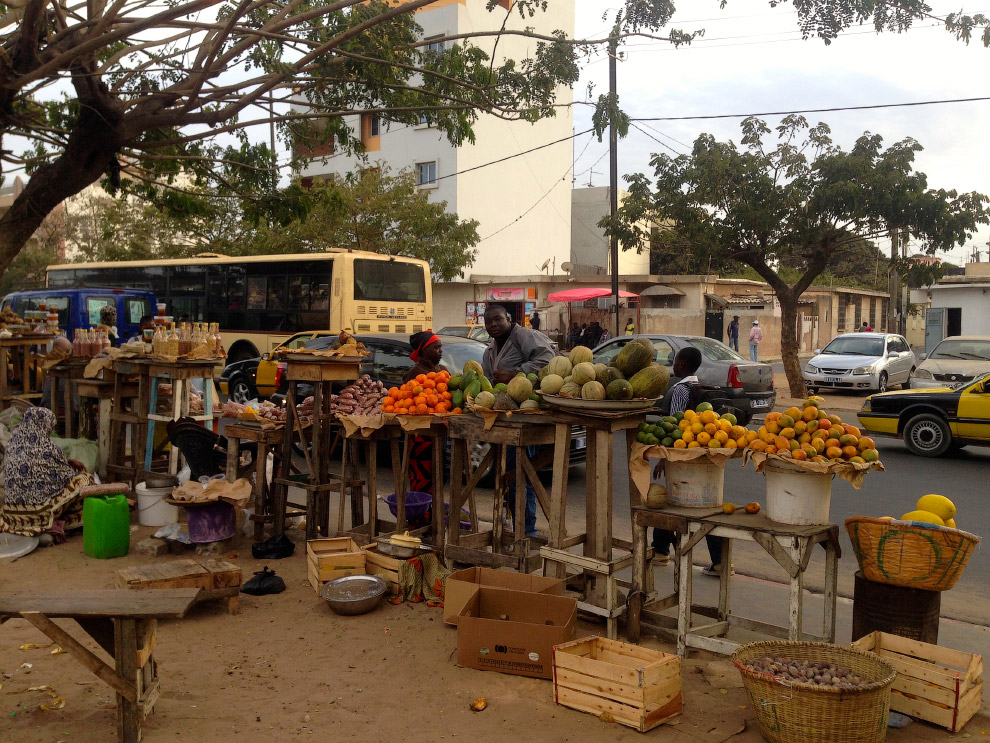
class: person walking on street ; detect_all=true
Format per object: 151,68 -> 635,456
726,315 -> 740,352
482,304 -> 556,538
749,320 -> 763,361
530,311 -> 541,331
625,317 -> 636,335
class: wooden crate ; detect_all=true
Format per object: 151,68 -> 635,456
852,631 -> 983,732
552,636 -> 682,732
307,538 -> 366,594
360,544 -> 402,596
116,559 -> 241,613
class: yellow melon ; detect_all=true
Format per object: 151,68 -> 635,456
899,510 -> 945,526
915,494 -> 956,522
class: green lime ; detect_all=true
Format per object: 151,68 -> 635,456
696,402 -> 714,412
661,437 -> 674,447
638,422 -> 649,433
644,434 -> 659,446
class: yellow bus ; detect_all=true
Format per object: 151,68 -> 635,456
46,251 -> 434,363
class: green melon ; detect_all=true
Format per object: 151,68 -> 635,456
613,341 -> 654,376
506,375 -> 533,403
572,362 -> 597,385
594,363 -> 611,385
540,374 -> 564,395
629,364 -> 670,399
581,381 -> 606,400
569,345 -> 594,365
519,399 -> 540,411
606,367 -> 625,384
558,381 -> 582,398
606,379 -> 634,400
474,390 -> 495,409
548,355 -> 572,378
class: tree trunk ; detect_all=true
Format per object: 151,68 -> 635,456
778,289 -> 806,400
0,105 -> 123,277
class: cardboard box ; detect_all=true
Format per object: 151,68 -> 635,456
444,566 -> 565,625
456,586 -> 576,679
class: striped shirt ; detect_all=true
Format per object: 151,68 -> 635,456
666,375 -> 699,415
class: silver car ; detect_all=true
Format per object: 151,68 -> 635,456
592,334 -> 776,424
910,336 -> 990,389
804,333 -> 915,394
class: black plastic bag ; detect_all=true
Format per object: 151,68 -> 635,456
252,533 -> 295,560
240,567 -> 286,596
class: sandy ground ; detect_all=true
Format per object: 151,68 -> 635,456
1,523 -> 983,743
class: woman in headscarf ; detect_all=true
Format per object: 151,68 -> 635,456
0,407 -> 93,537
98,304 -> 119,347
402,332 -> 444,511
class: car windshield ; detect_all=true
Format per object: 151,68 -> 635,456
688,337 -> 745,362
821,337 -> 884,356
930,340 -> 990,361
438,326 -> 469,337
439,342 -> 485,376
304,336 -> 338,351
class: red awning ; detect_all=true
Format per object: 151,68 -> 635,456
547,288 -> 638,303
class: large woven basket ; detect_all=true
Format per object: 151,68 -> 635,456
732,641 -> 895,743
846,517 -> 980,592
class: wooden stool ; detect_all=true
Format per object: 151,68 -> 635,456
224,423 -> 285,541
47,358 -> 88,437
75,379 -> 137,479
143,360 -> 221,475
106,362 -> 151,488
0,335 -> 51,411
116,559 -> 241,614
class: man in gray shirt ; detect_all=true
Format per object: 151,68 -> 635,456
481,304 -> 556,537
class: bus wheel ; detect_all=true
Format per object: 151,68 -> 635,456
227,343 -> 259,365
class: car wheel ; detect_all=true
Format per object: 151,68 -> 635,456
229,377 -> 254,404
806,387 -> 817,396
877,372 -> 888,393
902,413 -> 952,457
904,367 -> 915,390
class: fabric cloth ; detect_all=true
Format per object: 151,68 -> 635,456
482,324 -> 556,379
407,435 -> 434,498
727,319 -> 739,341
749,341 -> 759,361
3,407 -> 76,505
749,325 -> 763,343
729,337 -> 739,352
395,552 -> 453,605
664,375 -> 698,416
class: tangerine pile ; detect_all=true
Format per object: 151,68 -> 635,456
382,370 -> 462,415
745,397 -> 880,464
674,407 -> 750,449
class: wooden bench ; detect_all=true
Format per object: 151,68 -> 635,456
116,559 -> 242,614
0,588 -> 201,743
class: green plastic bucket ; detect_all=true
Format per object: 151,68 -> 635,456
83,494 -> 130,559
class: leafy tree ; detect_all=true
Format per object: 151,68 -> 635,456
604,115 -> 988,397
245,169 -> 480,281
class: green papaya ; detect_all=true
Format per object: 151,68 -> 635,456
461,369 -> 477,388
448,374 -> 463,391
465,380 -> 481,399
494,383 -> 507,392
452,389 -> 464,408
479,376 -> 493,393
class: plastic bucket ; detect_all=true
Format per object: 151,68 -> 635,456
186,501 -> 237,543
136,482 -> 179,527
764,461 -> 833,525
666,458 -> 725,508
384,492 -> 433,521
83,494 -> 130,559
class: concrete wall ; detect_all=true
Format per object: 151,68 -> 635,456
571,187 -> 651,274
929,285 -> 990,335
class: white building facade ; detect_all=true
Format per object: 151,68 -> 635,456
297,0 -> 575,280
570,186 -> 650,275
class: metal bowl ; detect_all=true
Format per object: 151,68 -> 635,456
144,473 -> 179,489
320,574 -> 388,616
376,537 -> 418,559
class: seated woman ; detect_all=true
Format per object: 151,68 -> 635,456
0,407 -> 93,537
402,332 -> 444,508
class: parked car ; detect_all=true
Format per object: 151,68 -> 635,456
2,288 -> 155,343
591,334 -> 776,424
910,336 -> 990,389
803,333 -> 915,394
437,324 -> 490,343
220,330 -> 333,403
857,372 -> 990,457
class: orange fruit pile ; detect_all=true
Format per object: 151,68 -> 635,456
674,408 -> 750,450
382,370 -> 461,415
745,397 -> 880,464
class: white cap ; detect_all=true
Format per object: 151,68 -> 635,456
752,320 -> 759,325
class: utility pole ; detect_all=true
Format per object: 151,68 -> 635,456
900,227 -> 909,336
608,25 -> 620,338
888,228 -> 899,333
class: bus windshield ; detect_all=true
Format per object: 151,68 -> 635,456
354,259 -> 426,303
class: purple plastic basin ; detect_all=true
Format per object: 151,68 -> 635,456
384,492 -> 432,521
187,501 -> 236,543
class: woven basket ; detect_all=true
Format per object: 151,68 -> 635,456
845,516 -> 980,592
732,641 -> 895,743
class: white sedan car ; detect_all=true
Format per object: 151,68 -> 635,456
910,336 -> 990,389
804,333 -> 916,394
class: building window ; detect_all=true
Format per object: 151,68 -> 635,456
838,294 -> 848,333
415,161 -> 437,187
426,35 -> 445,54
418,112 -> 430,127
869,298 -> 877,329
369,115 -> 380,137
854,297 -> 862,329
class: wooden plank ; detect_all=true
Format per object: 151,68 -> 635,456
0,589 -> 201,620
751,532 -> 799,578
680,523 -> 715,555
890,690 -> 954,729
200,560 -> 242,588
135,619 -> 156,669
554,684 -> 681,732
689,620 -> 729,639
115,618 -> 141,743
954,682 -> 983,732
20,612 -> 136,703
116,561 -> 211,591
876,650 -> 959,688
879,632 -> 978,673
444,543 -> 523,570
683,633 -> 739,656
554,667 -> 680,708
893,673 -> 960,707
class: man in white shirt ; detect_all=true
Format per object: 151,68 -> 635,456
749,320 -> 763,361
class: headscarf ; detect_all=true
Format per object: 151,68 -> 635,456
100,304 -> 117,327
409,331 -> 440,363
2,407 -> 75,505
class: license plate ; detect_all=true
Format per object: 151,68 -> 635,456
573,437 -> 587,450
750,399 -> 769,409
825,376 -> 843,384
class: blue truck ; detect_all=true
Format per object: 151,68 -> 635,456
1,288 -> 156,343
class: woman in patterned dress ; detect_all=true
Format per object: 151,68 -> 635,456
402,333 -> 444,515
0,407 -> 93,537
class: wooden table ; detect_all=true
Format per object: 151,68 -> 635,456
48,358 -> 89,437
627,506 -> 841,656
446,413 -> 555,573
74,378 -> 138,479
0,335 -> 51,410
0,588 -> 201,743
224,423 -> 285,541
272,358 -> 361,540
106,359 -> 153,487
540,408 -> 650,639
334,420 -> 404,542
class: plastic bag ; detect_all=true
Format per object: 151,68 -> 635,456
177,465 -> 191,485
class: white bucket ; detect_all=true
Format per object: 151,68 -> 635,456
764,461 -> 833,525
136,482 -> 179,527
666,458 -> 725,508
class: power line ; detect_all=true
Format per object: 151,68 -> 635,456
436,127 -> 593,182
630,95 -> 990,122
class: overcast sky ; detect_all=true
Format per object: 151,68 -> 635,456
573,0 -> 990,267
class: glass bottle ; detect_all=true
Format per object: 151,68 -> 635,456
211,323 -> 222,354
193,322 -> 204,347
166,323 -> 179,356
152,324 -> 165,356
72,330 -> 81,357
101,328 -> 111,353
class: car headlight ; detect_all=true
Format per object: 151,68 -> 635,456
851,366 -> 875,375
912,368 -> 933,379
804,364 -> 817,374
